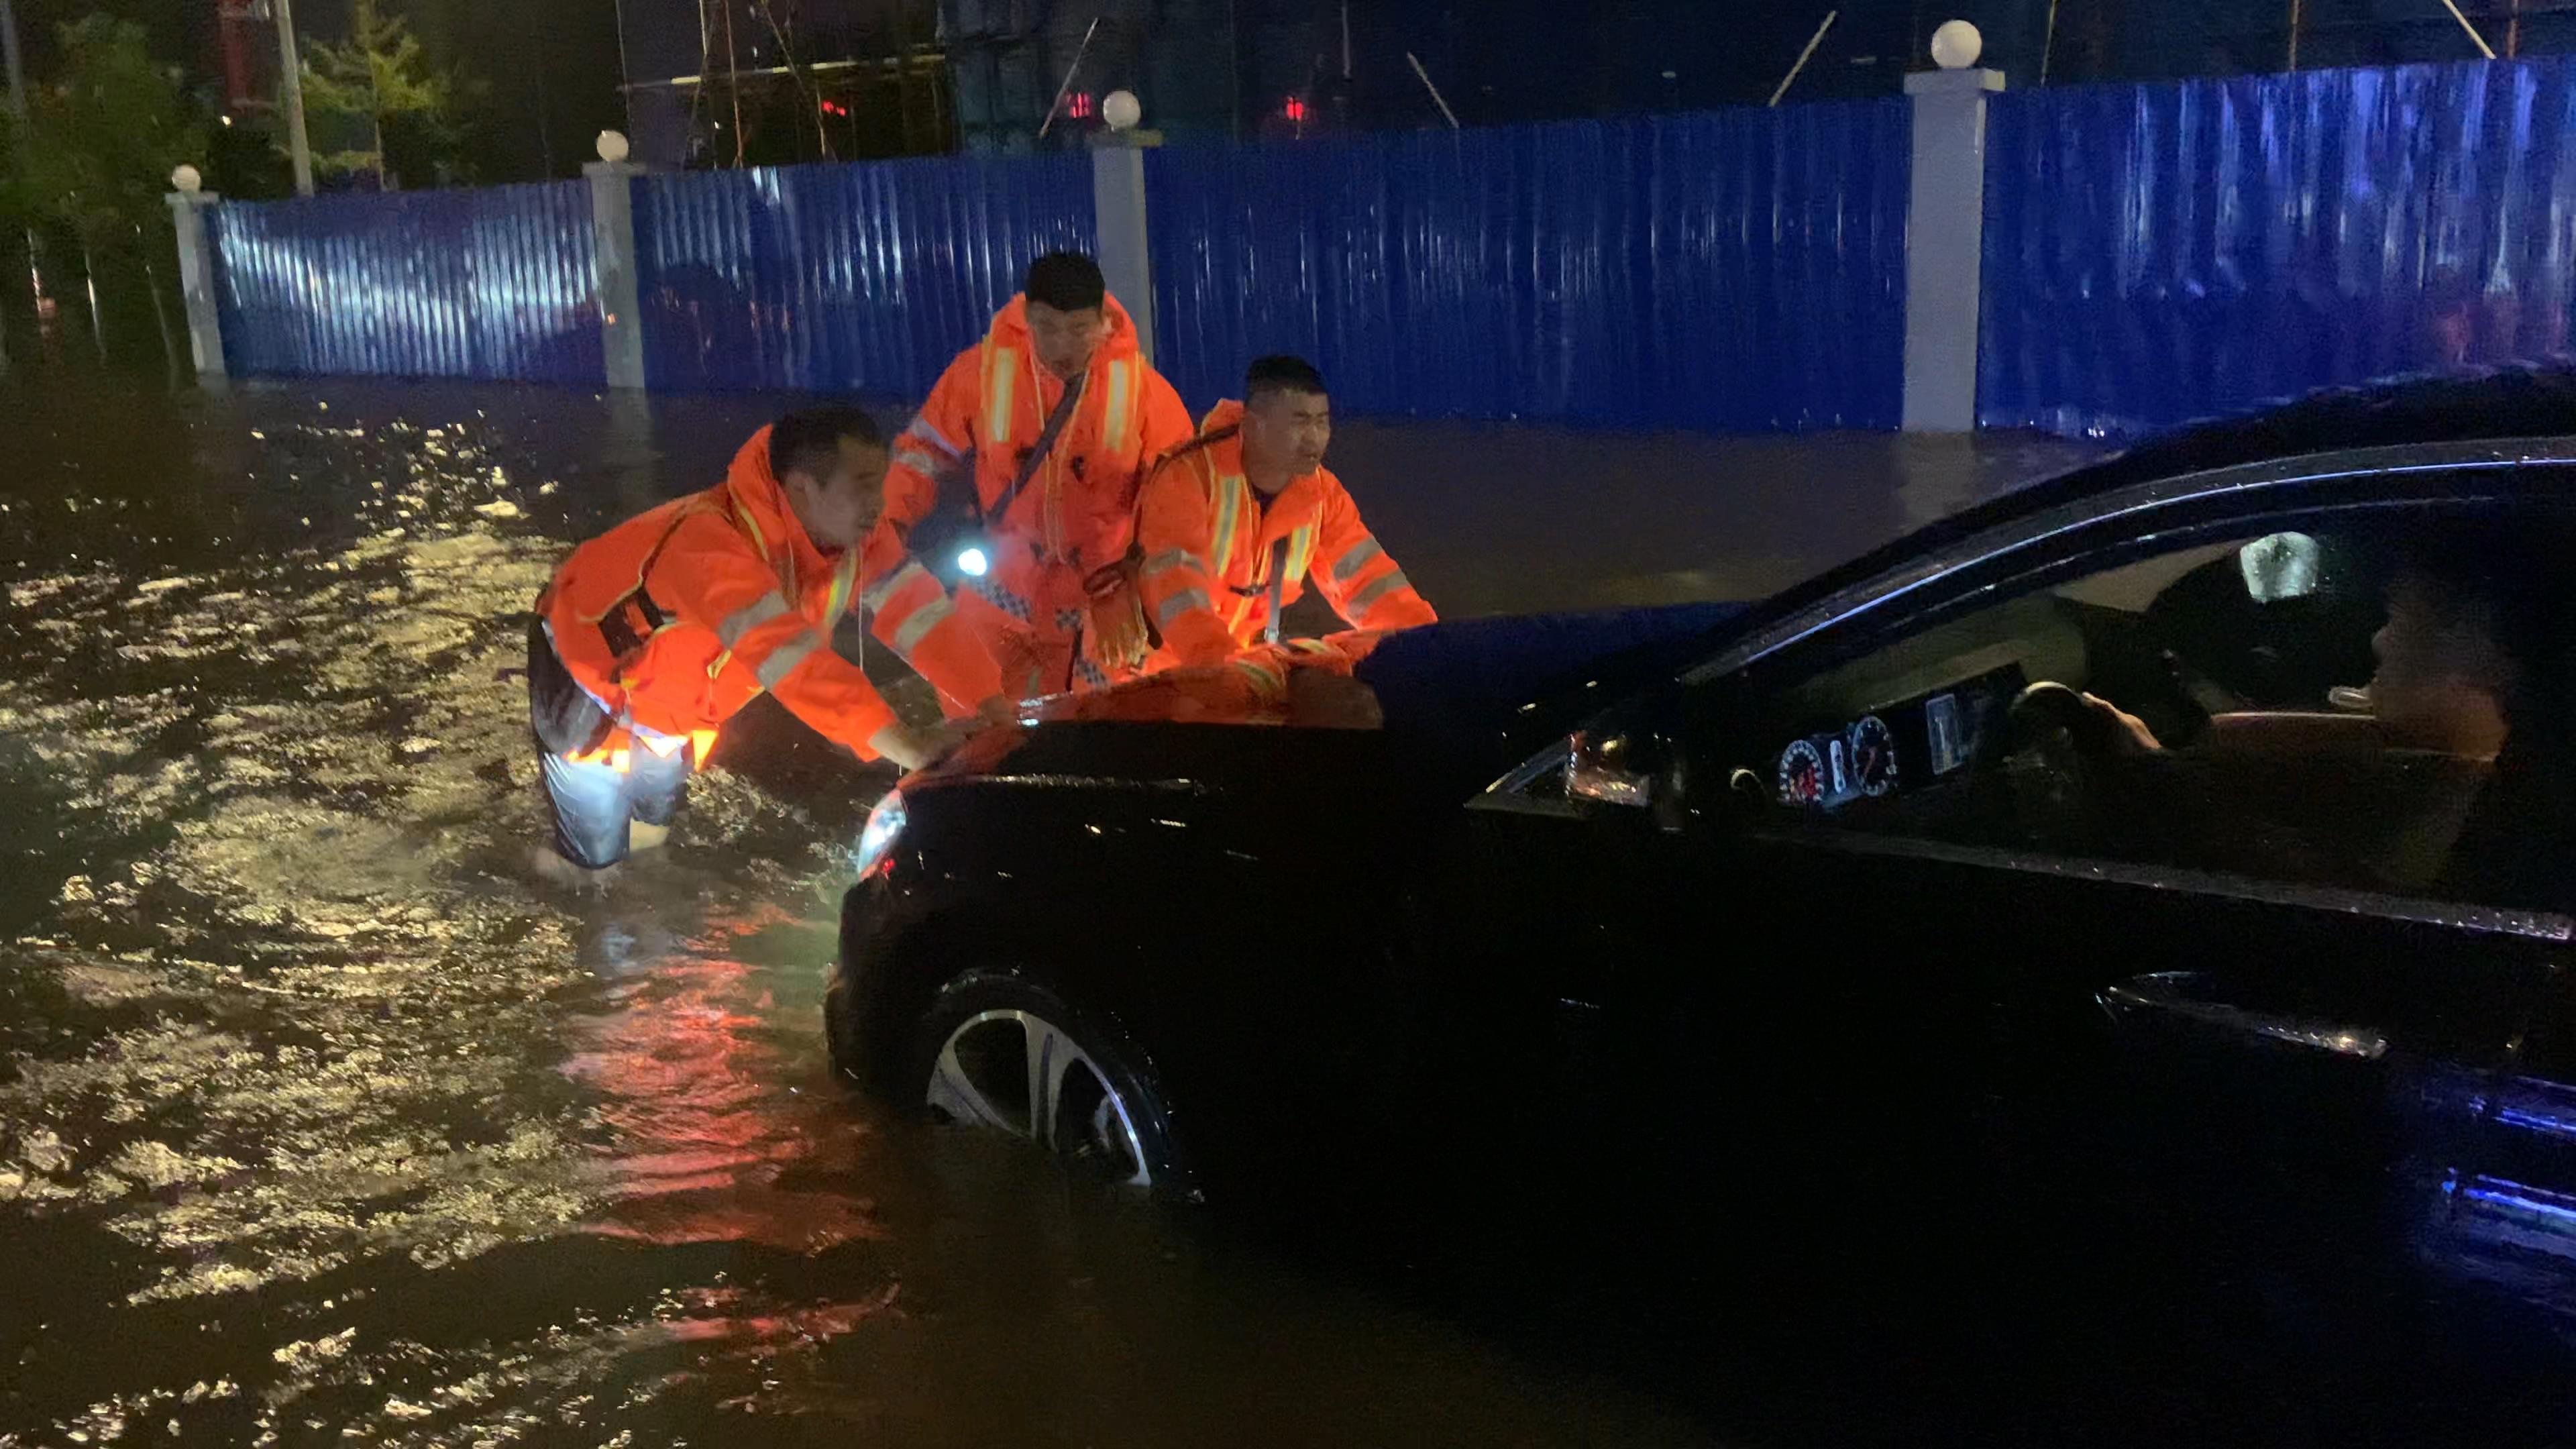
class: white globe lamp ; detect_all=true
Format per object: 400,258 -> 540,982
1102,90 -> 1142,132
596,130 -> 632,165
1929,19 -> 1983,70
170,164 -> 203,195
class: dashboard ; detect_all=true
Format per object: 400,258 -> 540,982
1770,663 -> 2025,811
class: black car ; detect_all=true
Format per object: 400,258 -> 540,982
831,372 -> 2576,1442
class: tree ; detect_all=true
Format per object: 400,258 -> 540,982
9,17 -> 205,252
5,15 -> 207,370
300,0 -> 467,190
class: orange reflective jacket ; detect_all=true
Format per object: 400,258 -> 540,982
1134,400 -> 1436,669
539,427 -> 1000,763
875,293 -> 1193,672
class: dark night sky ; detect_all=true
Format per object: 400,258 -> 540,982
6,0 -> 2521,185
11,0 -> 625,184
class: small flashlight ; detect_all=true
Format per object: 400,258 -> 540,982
956,545 -> 990,578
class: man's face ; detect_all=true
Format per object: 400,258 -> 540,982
1242,387 -> 1332,480
1026,302 -> 1109,382
785,435 -> 889,552
2369,568 -> 2512,751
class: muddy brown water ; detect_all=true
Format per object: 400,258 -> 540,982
0,374 -> 2090,1446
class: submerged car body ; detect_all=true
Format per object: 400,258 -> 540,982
832,372 -> 2576,1442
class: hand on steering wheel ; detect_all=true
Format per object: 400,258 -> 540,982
2001,682 -> 2153,848
2012,682 -> 2161,754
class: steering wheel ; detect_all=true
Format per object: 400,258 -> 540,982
1998,681 -> 2125,849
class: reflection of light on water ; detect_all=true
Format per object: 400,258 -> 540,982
560,907 -> 888,1255
0,405 -> 903,1437
1,385 -> 1727,1448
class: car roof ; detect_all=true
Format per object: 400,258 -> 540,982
1483,368 -> 2576,770
1761,366 -> 2576,637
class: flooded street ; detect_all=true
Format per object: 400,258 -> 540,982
1,372 -> 2084,1446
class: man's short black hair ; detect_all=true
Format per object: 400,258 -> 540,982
769,406 -> 881,482
2390,518 -> 2576,680
1246,355 -> 1328,405
1024,252 -> 1106,314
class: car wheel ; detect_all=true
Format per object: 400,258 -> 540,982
904,970 -> 1183,1190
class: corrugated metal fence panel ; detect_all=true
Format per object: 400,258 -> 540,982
1981,60 -> 2576,437
632,153 -> 1098,394
208,181 -> 601,386
1145,102 -> 1909,431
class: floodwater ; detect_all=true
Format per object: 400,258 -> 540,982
0,372 -> 2090,1446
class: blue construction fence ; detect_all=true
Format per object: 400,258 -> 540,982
201,103 -> 1909,433
628,152 -> 1098,395
1978,56 -> 2576,436
200,54 -> 2576,439
1145,104 -> 1910,432
209,181 -> 603,386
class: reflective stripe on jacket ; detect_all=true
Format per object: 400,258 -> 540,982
873,292 -> 1193,643
1134,399 -> 1437,668
540,427 -> 996,761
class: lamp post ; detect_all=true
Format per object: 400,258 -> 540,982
167,164 -> 227,383
273,0 -> 315,196
1902,20 -> 2002,433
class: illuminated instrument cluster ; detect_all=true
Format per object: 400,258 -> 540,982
1771,666 -> 2019,811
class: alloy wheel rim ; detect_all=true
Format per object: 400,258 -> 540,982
925,1009 -> 1152,1187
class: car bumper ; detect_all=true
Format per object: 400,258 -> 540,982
828,871 -> 919,1088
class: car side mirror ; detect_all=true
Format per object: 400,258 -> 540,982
1567,729 -> 1697,833
1567,729 -> 1651,808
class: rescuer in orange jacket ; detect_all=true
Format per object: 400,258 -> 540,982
528,407 -> 1001,878
873,252 -> 1193,701
1134,355 -> 1437,672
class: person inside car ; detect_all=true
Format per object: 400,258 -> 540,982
2072,521 -> 2574,899
2091,525 -> 2534,757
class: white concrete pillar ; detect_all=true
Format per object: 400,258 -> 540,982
165,187 -> 226,382
584,157 -> 647,390
1902,66 -> 2004,433
1090,136 -> 1157,365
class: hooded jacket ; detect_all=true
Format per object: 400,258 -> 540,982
877,292 -> 1193,633
539,427 -> 999,763
1134,400 -> 1436,668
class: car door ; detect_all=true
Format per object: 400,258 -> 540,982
1457,468 -> 2576,1438
1720,500 -> 2576,1440
1741,823 -> 2573,1442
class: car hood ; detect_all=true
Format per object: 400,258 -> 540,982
914,602 -> 1752,796
1356,602 -> 1751,764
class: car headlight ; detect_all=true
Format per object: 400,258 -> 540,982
852,789 -> 908,877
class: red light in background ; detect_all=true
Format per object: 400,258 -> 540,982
1068,93 -> 1096,119
818,99 -> 849,116
1283,96 -> 1309,123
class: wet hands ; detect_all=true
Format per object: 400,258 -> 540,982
1285,669 -> 1385,730
870,704 -> 1017,772
867,720 -> 947,771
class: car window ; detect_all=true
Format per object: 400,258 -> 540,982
1735,508 -> 2576,913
